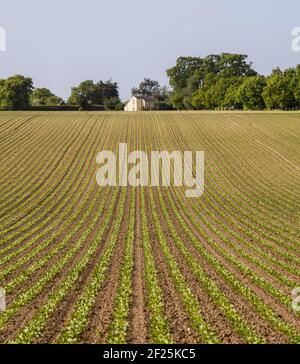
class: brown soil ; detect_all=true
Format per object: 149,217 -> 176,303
126,188 -> 148,343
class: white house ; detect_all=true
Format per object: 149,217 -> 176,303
124,95 -> 155,111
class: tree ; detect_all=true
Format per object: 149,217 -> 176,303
223,83 -> 243,109
68,80 -> 95,109
68,79 -> 119,109
103,97 -> 124,110
191,73 -> 216,109
217,53 -> 257,77
262,69 -> 295,110
167,53 -> 256,110
102,80 -> 119,99
236,76 -> 266,110
153,100 -> 174,110
210,77 -> 242,109
167,57 -> 204,90
30,88 -> 64,106
292,65 -> 300,106
169,90 -> 185,110
131,78 -> 173,109
191,75 -> 244,110
132,78 -> 161,98
167,57 -> 204,108
0,75 -> 33,110
92,80 -> 119,104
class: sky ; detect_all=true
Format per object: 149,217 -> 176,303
0,0 -> 300,101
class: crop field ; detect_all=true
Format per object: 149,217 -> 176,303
0,111 -> 299,344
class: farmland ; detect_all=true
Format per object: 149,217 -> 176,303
0,111 -> 299,344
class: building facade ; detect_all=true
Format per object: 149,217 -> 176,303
124,96 -> 155,111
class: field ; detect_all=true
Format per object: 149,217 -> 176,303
0,111 -> 299,344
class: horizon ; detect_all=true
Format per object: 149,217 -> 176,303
0,0 -> 299,349
1,0 -> 300,101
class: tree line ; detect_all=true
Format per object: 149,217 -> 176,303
166,53 -> 300,110
1,53 -> 300,110
0,76 -> 123,111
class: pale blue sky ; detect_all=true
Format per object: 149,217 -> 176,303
0,0 -> 299,100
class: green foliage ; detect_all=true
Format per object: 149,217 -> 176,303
103,97 -> 124,111
140,189 -> 172,343
131,78 -> 172,109
262,69 -> 296,110
132,78 -> 161,98
191,75 -> 243,110
191,86 -> 212,110
160,188 -> 264,343
153,100 -> 174,110
58,191 -> 126,344
108,190 -> 135,344
30,88 -> 64,106
292,65 -> 300,105
68,79 -> 119,109
223,82 -> 244,109
149,189 -> 219,343
236,76 -> 266,110
167,53 -> 300,110
167,53 -> 257,109
169,90 -> 185,110
68,80 -> 95,108
0,75 -> 33,110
